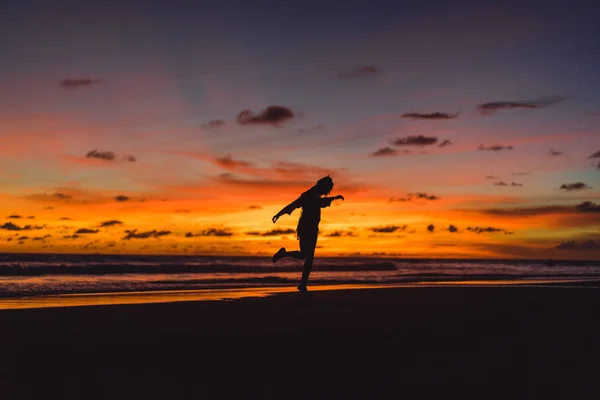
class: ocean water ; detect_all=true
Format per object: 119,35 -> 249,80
0,253 -> 599,298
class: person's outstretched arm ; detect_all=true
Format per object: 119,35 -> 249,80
272,196 -> 303,223
319,195 -> 344,208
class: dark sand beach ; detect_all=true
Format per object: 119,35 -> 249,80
2,285 -> 600,399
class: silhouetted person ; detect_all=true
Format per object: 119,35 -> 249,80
271,176 -> 344,292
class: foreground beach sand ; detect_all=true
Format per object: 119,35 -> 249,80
2,286 -> 599,399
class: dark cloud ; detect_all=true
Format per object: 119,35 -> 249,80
59,78 -> 104,89
32,234 -> 51,241
559,182 -> 591,191
28,216 -> 35,219
467,226 -> 508,234
371,225 -> 406,233
390,192 -> 439,202
495,181 -> 522,187
17,236 -> 29,241
438,140 -> 453,147
547,149 -> 563,156
248,205 -> 262,210
86,149 -> 116,161
427,224 -> 435,233
75,228 -> 100,234
185,228 -> 234,237
59,217 -> 71,220
99,220 -> 123,227
393,135 -> 438,146
401,112 -> 457,120
63,234 -> 81,239
576,201 -> 600,213
236,105 -> 295,126
371,147 -> 398,157
254,228 -> 296,236
0,222 -> 44,231
448,225 -> 458,233
477,96 -> 563,115
115,195 -> 130,202
203,119 -> 226,128
554,240 -> 600,251
511,182 -> 523,187
122,230 -> 171,240
7,214 -> 23,219
216,155 -> 252,169
337,66 -> 382,79
324,230 -> 358,237
123,155 -> 137,162
478,144 -> 514,151
588,150 -> 600,159
53,193 -> 72,200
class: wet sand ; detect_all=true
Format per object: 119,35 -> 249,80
1,286 -> 599,399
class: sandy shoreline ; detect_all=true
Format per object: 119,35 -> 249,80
2,286 -> 600,399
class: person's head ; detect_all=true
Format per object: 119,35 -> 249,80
315,175 -> 334,195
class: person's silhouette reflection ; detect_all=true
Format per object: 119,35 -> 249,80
271,176 -> 344,292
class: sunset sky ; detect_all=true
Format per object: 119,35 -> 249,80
1,0 -> 599,258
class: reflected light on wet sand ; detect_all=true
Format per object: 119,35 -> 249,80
1,279 -> 599,310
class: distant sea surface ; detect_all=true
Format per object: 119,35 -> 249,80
1,253 -> 599,298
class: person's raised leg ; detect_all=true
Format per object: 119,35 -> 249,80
272,248 -> 306,263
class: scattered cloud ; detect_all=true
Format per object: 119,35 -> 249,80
576,201 -> 600,212
324,230 -> 358,237
99,220 -> 123,227
588,150 -> 600,159
86,150 -> 116,161
0,222 -> 44,231
547,149 -> 563,156
122,230 -> 171,240
236,105 -> 294,126
249,228 -> 296,236
203,119 -> 226,129
123,155 -> 137,162
393,135 -> 438,146
448,225 -> 459,233
554,240 -> 600,251
494,181 -> 509,186
7,214 -> 23,219
248,205 -> 262,210
59,78 -> 104,89
337,66 -> 382,79
559,182 -> 592,191
438,140 -> 453,147
215,155 -> 252,169
185,228 -> 234,237
115,195 -> 129,202
370,225 -> 406,233
467,226 -> 509,234
512,172 -> 530,176
32,234 -> 51,241
477,96 -> 563,115
371,147 -> 398,157
17,236 -> 29,241
478,144 -> 514,151
390,192 -> 439,202
485,175 -> 500,180
63,234 -> 81,239
427,224 -> 435,233
511,182 -> 523,187
53,193 -> 72,200
401,112 -> 458,120
75,228 -> 100,234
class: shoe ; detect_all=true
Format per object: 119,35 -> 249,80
297,282 -> 308,293
272,247 -> 286,263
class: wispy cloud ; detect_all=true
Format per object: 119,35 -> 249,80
467,226 -> 511,234
477,96 -> 563,115
99,220 -> 123,227
554,240 -> 600,251
389,192 -> 439,202
86,150 -> 116,161
478,144 -> 514,151
236,105 -> 295,126
559,182 -> 592,191
401,112 -> 458,120
203,119 -> 226,129
371,147 -> 398,157
393,135 -> 438,146
122,230 -> 171,240
246,228 -> 296,236
547,149 -> 563,156
185,228 -> 234,237
438,140 -> 453,147
75,228 -> 99,234
370,225 -> 406,233
337,66 -> 382,79
0,222 -> 44,231
59,78 -> 104,89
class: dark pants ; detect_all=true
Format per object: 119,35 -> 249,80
285,228 -> 318,284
